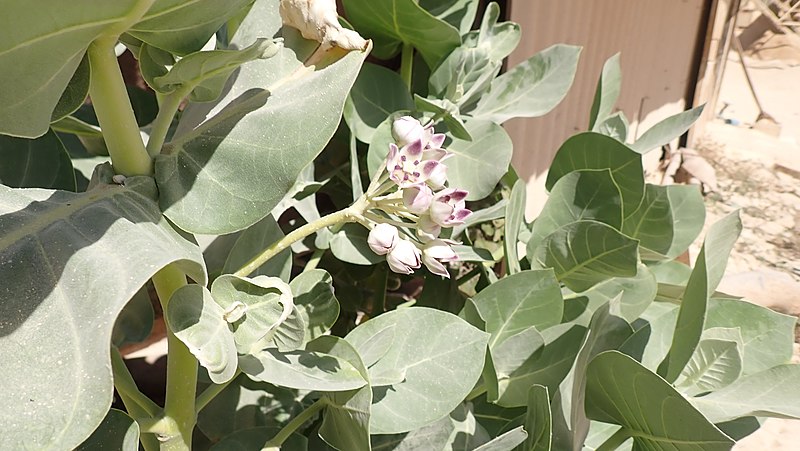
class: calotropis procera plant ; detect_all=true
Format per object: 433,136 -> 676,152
1,0 -> 799,450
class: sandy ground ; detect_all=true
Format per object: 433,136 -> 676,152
694,43 -> 800,450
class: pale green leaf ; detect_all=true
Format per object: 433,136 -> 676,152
524,385 -> 552,451
585,351 -> 734,450
630,105 -> 705,154
330,223 -> 384,265
0,130 -> 76,191
166,284 -> 239,384
346,307 -> 489,433
0,178 -> 205,450
579,263 -> 657,323
342,0 -> 460,67
595,112 -> 629,142
504,179 -> 526,274
420,0 -> 480,35
530,220 -> 639,292
291,269 -> 341,343
209,426 -> 308,451
462,2 -> 521,62
111,285 -> 154,347
446,120 -> 513,200
371,403 -> 489,451
51,55 -> 90,123
414,96 -> 473,140
156,0 -> 368,234
472,426 -> 527,451
344,63 -> 414,143
691,364 -> 800,423
676,328 -> 743,396
223,214 -> 292,281
469,44 -> 581,124
239,348 -> 367,392
75,409 -> 139,451
588,53 -> 621,130
658,212 -> 741,382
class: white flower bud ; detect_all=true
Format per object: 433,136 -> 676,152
403,185 -> 434,214
392,116 -> 425,147
386,239 -> 422,274
367,223 -> 399,255
422,239 -> 458,278
416,214 -> 441,242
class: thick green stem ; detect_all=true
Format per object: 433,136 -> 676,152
400,43 -> 414,90
146,88 -> 189,156
595,428 -> 630,451
152,265 -> 195,451
234,199 -> 369,277
87,36 -> 153,176
264,398 -> 328,448
111,347 -> 160,418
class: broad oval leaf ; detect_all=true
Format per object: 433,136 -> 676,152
156,0 -> 369,234
346,307 -> 490,433
330,223 -> 384,265
344,63 -> 414,143
446,120 -> 513,200
239,348 -> 367,392
75,409 -> 139,451
223,214 -> 292,281
0,130 -> 76,191
469,44 -> 581,124
545,132 -> 644,218
529,220 -> 639,292
585,351 -> 734,450
579,263 -> 657,323
290,269 -> 341,343
166,284 -> 238,384
676,328 -> 743,396
342,0 -> 461,67
0,179 -> 205,450
211,274 -> 299,353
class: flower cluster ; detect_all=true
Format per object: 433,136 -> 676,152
361,116 -> 472,278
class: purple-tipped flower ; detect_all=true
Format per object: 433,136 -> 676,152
403,184 -> 434,214
422,239 -> 459,278
367,223 -> 399,255
386,239 -> 422,274
429,188 -> 472,227
416,214 -> 441,242
387,140 -> 441,188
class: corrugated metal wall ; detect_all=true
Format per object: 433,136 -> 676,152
506,0 -> 710,217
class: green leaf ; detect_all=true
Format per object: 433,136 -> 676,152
579,263 -> 657,322
344,63 -> 414,143
291,269 -> 341,343
51,115 -> 103,138
342,0 -> 461,67
153,38 -> 279,102
0,178 -> 205,450
75,409 -> 139,451
419,0 -> 480,35
308,336 -> 372,451
446,120 -> 513,200
331,223 -> 385,265
139,42 -> 175,91
166,284 -> 239,384
211,274 -> 300,353
504,179 -> 526,275
588,53 -> 621,130
346,307 -> 489,433
372,403 -> 490,450
529,220 -> 639,292
414,96 -> 473,141
0,130 -> 76,191
51,55 -> 90,123
239,348 -> 367,392
622,184 -> 705,261
468,44 -> 581,123
128,0 -> 254,55
156,0 -> 369,234
585,351 -> 734,450
112,285 -> 154,347
472,270 -> 563,344
472,426 -> 527,451
676,328 -> 743,396
209,426 -> 308,451
657,212 -> 742,382
595,112 -> 629,142
0,1 -> 136,137
528,169 -> 623,250
223,214 -> 292,281
452,245 -> 495,263
706,298 -> 796,375
630,105 -> 705,154
545,132 -> 644,219
524,385 -> 552,451
691,364 -> 800,423
462,2 -> 521,62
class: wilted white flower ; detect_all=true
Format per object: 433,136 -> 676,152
279,0 -> 368,51
403,184 -> 434,214
429,188 -> 471,227
386,239 -> 421,274
422,239 -> 458,278
367,223 -> 399,255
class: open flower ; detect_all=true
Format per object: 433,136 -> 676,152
403,184 -> 434,214
386,239 -> 422,274
367,223 -> 399,255
387,140 -> 441,188
429,188 -> 471,226
392,116 -> 446,150
422,239 -> 459,278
